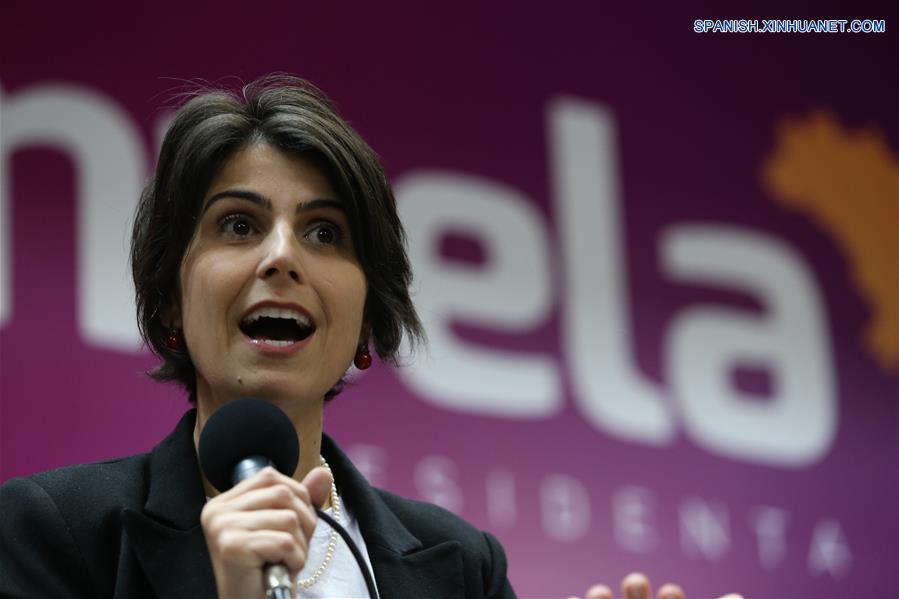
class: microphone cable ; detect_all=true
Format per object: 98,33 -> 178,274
266,509 -> 378,599
315,508 -> 380,599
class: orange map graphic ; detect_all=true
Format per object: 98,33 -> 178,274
762,111 -> 898,373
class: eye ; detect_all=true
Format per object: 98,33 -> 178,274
307,222 -> 342,245
219,214 -> 256,238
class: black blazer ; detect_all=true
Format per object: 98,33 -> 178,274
0,410 -> 515,598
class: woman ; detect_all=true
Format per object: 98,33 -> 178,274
0,75 -> 729,599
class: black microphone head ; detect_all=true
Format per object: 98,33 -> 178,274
198,398 -> 300,493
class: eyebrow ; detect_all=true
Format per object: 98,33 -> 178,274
202,190 -> 346,215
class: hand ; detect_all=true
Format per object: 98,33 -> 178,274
201,466 -> 332,599
567,572 -> 744,599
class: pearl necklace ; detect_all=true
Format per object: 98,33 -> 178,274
298,456 -> 341,589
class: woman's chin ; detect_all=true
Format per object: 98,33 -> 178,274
199,376 -> 328,409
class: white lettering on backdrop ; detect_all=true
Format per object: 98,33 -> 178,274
807,518 -> 852,579
663,226 -> 836,465
395,172 -> 561,417
349,447 -> 854,578
0,83 -> 145,348
680,497 -> 731,562
396,99 -> 835,467
750,506 -> 790,571
612,485 -> 659,554
1,81 -> 836,467
540,474 -> 592,542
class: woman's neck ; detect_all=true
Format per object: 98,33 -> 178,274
193,393 -> 326,502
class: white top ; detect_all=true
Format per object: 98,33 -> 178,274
297,500 -> 377,599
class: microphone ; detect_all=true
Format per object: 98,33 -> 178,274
199,398 -> 300,599
198,398 -> 379,599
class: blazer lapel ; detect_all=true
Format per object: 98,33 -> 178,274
322,436 -> 465,599
122,410 -> 216,599
365,541 -> 465,599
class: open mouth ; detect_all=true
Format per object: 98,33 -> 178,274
239,307 -> 316,347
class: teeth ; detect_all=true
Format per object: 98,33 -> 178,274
243,306 -> 312,327
256,339 -> 295,347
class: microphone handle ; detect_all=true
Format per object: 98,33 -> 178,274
231,456 -> 271,487
264,565 -> 292,599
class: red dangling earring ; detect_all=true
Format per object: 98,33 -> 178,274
354,344 -> 372,370
165,329 -> 185,351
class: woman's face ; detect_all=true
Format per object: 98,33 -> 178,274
178,143 -> 367,409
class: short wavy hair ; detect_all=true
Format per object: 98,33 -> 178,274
131,75 -> 423,401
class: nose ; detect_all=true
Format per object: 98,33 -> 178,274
257,222 -> 303,283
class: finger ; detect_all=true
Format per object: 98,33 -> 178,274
209,510 -> 311,557
214,528 -> 306,574
242,530 -> 307,575
717,595 -> 744,599
245,467 -> 320,501
213,508 -> 308,537
585,584 -> 613,599
294,497 -> 318,541
215,466 -> 288,497
302,466 -> 333,509
211,482 -> 308,514
203,487 -> 317,541
657,583 -> 685,599
622,572 -> 652,599
232,468 -> 316,510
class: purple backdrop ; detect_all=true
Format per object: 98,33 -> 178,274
2,3 -> 897,598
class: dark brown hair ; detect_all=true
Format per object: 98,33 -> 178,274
131,75 -> 423,401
